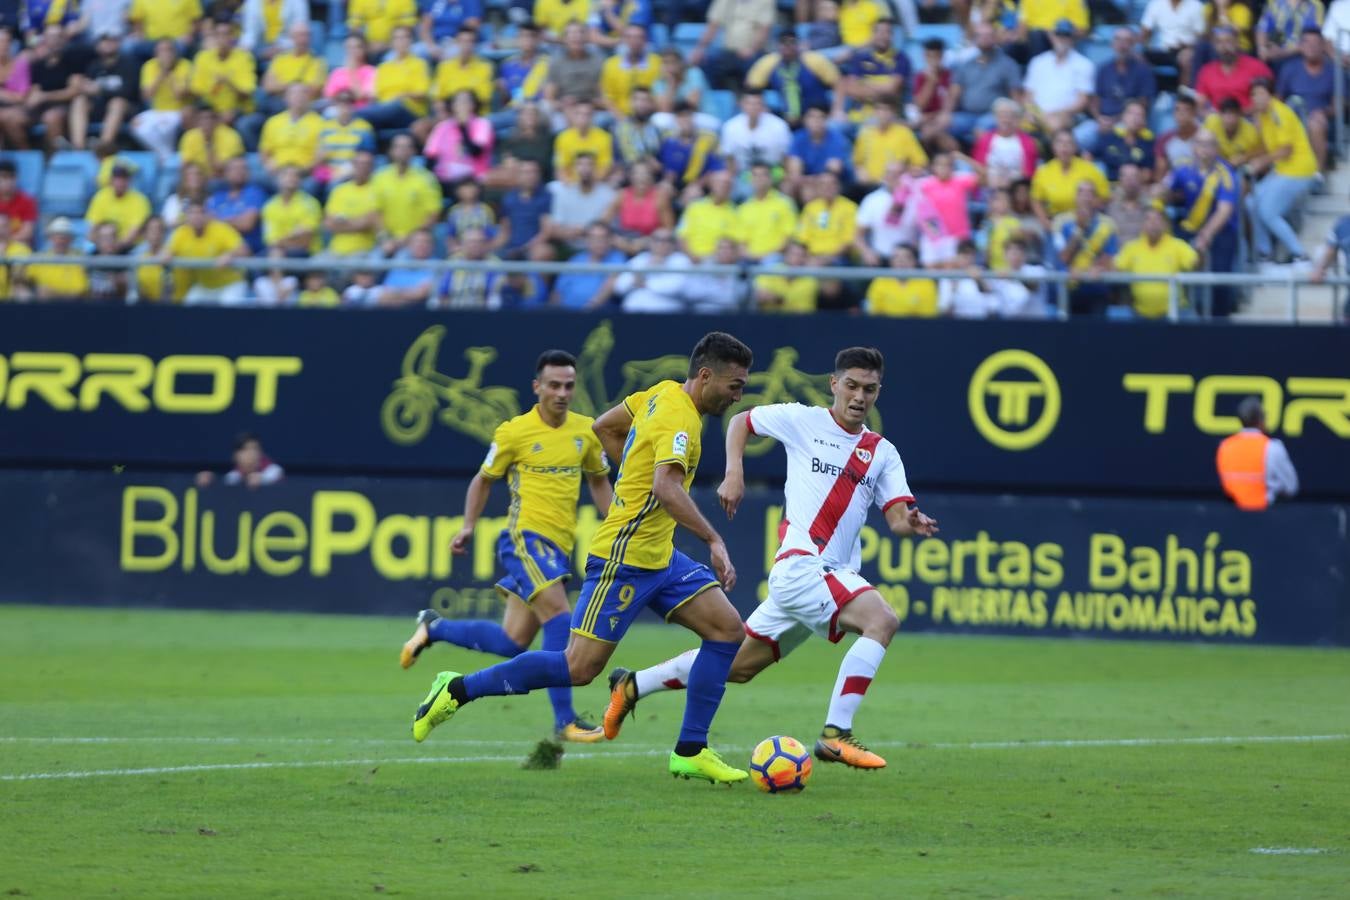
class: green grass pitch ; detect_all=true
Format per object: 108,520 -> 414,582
1,605 -> 1348,898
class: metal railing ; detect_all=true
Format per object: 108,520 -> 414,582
3,254 -> 1348,323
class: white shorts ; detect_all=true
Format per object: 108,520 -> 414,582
744,553 -> 874,661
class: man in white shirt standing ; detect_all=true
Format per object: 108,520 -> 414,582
853,162 -> 911,267
1140,0 -> 1207,86
719,89 -> 793,175
602,347 -> 939,770
1024,20 -> 1096,149
616,228 -> 693,313
1216,397 -> 1299,510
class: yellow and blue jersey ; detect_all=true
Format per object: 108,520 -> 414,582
1172,160 -> 1240,237
591,380 -> 702,570
481,405 -> 609,555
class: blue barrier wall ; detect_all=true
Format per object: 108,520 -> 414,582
2,471 -> 1344,646
1,306 -> 1348,496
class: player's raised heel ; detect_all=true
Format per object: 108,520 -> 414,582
814,728 -> 887,769
667,748 -> 749,785
412,671 -> 462,742
603,668 -> 637,740
557,717 -> 605,743
400,609 -> 441,669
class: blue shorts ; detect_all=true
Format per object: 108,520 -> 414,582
571,550 -> 721,643
495,530 -> 571,604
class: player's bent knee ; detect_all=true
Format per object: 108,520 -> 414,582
566,655 -> 603,686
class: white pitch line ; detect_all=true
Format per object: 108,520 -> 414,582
0,749 -> 670,782
0,736 -> 533,747
1249,848 -> 1330,856
2,733 -> 1347,782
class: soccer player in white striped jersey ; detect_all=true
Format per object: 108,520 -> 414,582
602,347 -> 938,769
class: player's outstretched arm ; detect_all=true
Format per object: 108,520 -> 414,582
652,463 -> 737,591
450,472 -> 496,555
587,472 -> 614,518
592,402 -> 634,466
718,410 -> 767,520
884,501 -> 939,537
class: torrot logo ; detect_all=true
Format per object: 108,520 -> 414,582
967,350 -> 1062,451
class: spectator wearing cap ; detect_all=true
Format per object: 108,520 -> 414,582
947,23 -> 1023,146
27,218 -> 90,300
131,39 -> 191,159
179,105 -> 246,179
1096,99 -> 1157,181
1257,0 -> 1325,75
719,89 -> 792,174
544,22 -> 604,116
190,19 -> 257,124
553,222 -> 626,310
28,24 -> 83,152
1017,0 -> 1089,58
377,228 -> 439,307
1024,20 -> 1095,142
361,26 -> 431,131
323,150 -> 380,257
128,0 -> 201,47
0,213 -> 33,300
616,227 -> 693,313
971,98 -> 1038,188
555,100 -> 615,181
1088,28 -> 1156,154
735,161 -> 797,263
324,34 -> 377,108
1276,28 -> 1334,171
545,152 -> 617,251
1167,129 -> 1240,316
785,105 -> 851,196
1247,77 -> 1319,266
678,169 -> 741,262
657,102 -> 724,191
85,164 -> 151,251
837,19 -> 909,123
1112,205 -> 1199,317
419,0 -> 484,61
753,240 -> 819,313
1196,26 -> 1274,112
348,0 -> 418,59
853,101 -> 927,191
247,21 -> 326,146
745,31 -> 840,128
1140,0 -> 1206,86
75,32 -> 137,153
208,156 -> 268,255
1050,181 -> 1119,316
600,24 -> 661,117
371,133 -> 444,256
1204,96 -> 1264,166
314,90 -> 376,188
259,83 -> 325,180
0,160 -> 37,246
241,0 -> 310,59
691,0 -> 775,90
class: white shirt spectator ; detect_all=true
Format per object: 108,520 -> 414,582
985,132 -> 1032,183
1141,0 -> 1207,51
719,111 -> 793,171
81,0 -> 132,39
939,276 -> 996,318
1024,49 -> 1094,115
616,251 -> 693,312
1323,0 -> 1350,55
241,0 -> 310,51
684,260 -> 748,313
990,264 -> 1049,318
856,186 -> 909,257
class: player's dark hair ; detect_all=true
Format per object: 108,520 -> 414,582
688,332 -> 753,379
536,350 -> 577,374
233,431 -> 260,451
835,347 -> 884,378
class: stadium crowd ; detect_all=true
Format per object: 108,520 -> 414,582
0,0 -> 1345,317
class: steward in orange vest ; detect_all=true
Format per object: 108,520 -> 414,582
1216,397 -> 1299,510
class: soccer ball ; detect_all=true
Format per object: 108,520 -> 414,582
749,735 -> 813,794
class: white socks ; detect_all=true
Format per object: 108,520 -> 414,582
633,649 -> 698,698
824,637 -> 886,731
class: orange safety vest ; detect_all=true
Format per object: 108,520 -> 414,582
1216,431 -> 1269,510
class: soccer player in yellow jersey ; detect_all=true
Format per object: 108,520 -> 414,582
413,334 -> 755,785
401,350 -> 614,742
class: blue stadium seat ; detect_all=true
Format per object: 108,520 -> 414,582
707,89 -> 737,122
154,158 -> 181,207
327,0 -> 347,40
910,23 -> 964,48
245,152 -> 268,186
117,151 -> 160,200
1081,40 -> 1115,67
311,21 -> 327,50
673,22 -> 706,52
0,150 -> 44,199
40,151 -> 99,218
324,37 -> 345,69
